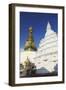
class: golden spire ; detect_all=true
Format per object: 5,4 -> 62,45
24,26 -> 37,51
29,27 -> 32,33
24,57 -> 30,66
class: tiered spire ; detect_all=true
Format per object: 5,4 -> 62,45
24,27 -> 37,51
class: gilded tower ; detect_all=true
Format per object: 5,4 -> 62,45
24,27 -> 37,51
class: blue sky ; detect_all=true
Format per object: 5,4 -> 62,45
20,12 -> 58,49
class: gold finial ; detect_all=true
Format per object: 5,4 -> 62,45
29,27 -> 32,33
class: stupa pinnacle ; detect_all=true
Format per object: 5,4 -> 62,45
24,27 -> 37,51
47,22 -> 51,30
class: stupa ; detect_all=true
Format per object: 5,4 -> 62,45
20,27 -> 37,77
20,27 -> 37,67
33,22 -> 58,74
